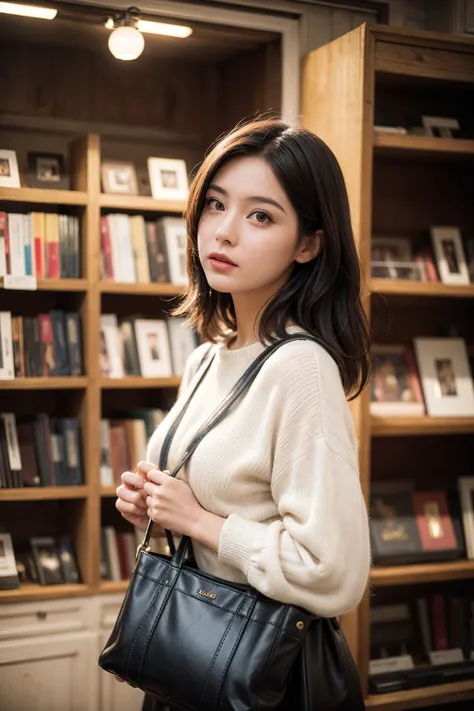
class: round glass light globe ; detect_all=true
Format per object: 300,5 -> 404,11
108,25 -> 144,61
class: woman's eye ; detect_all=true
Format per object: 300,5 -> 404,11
206,197 -> 224,211
252,210 -> 272,224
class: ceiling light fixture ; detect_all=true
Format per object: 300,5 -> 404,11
105,8 -> 192,39
0,1 -> 57,19
107,6 -> 144,61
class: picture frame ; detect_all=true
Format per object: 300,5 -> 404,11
421,115 -> 460,139
0,533 -> 20,590
0,149 -> 21,188
167,317 -> 199,377
414,338 -> 474,417
147,157 -> 188,201
27,151 -> 69,190
370,345 -> 425,417
457,476 -> 474,559
159,217 -> 188,285
134,319 -> 172,377
101,161 -> 138,195
430,227 -> 470,285
30,536 -> 63,585
371,237 -> 423,281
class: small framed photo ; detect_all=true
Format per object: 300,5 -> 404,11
30,536 -> 64,585
370,345 -> 425,417
430,227 -> 470,285
101,161 -> 138,195
0,533 -> 20,590
421,115 -> 460,139
134,319 -> 173,377
147,157 -> 188,201
158,217 -> 188,285
27,151 -> 69,190
58,536 -> 81,584
0,149 -> 21,188
414,338 -> 474,417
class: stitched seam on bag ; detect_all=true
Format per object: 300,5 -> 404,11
136,573 -> 180,686
253,622 -> 285,711
332,622 -> 355,705
199,595 -> 247,706
125,582 -> 164,682
215,595 -> 259,710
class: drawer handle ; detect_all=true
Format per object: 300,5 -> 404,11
37,611 -> 47,620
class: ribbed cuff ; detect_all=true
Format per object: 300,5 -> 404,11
218,514 -> 267,575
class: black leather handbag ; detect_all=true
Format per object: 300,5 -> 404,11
99,335 -> 366,711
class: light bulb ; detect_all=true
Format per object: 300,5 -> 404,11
108,25 -> 144,61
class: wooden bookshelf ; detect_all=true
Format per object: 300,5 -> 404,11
371,560 -> 474,587
366,680 -> 474,710
99,281 -> 184,296
100,376 -> 181,389
373,132 -> 474,157
303,23 -> 474,709
0,277 -> 88,292
0,583 -> 90,605
99,580 -> 129,595
371,416 -> 474,437
0,186 -> 88,205
0,377 -> 88,390
100,486 -> 117,497
99,194 -> 185,213
371,279 -> 474,299
0,486 -> 89,501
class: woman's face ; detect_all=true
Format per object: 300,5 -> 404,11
197,156 -> 313,296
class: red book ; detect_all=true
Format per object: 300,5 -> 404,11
431,594 -> 449,650
412,491 -> 457,552
0,211 -> 10,274
100,216 -> 114,279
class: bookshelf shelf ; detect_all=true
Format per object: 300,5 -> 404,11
0,377 -> 88,390
100,486 -> 117,497
0,486 -> 89,501
0,187 -> 88,206
371,416 -> 474,437
371,560 -> 474,587
366,679 -> 474,710
99,580 -> 129,594
373,132 -> 474,157
0,583 -> 90,604
99,281 -> 184,296
370,279 -> 474,299
99,194 -> 185,213
0,277 -> 87,292
100,376 -> 181,389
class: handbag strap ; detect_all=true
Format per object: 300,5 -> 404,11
139,333 -> 323,562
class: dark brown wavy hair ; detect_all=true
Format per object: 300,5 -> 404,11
172,118 -> 370,399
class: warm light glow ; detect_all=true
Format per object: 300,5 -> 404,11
104,17 -> 192,38
108,25 -> 145,61
0,1 -> 57,19
137,20 -> 192,38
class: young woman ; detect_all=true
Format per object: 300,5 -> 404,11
115,118 -> 371,710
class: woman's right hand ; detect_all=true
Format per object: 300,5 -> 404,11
115,460 -> 155,532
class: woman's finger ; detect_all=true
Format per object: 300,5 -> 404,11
137,461 -> 157,476
117,483 -> 147,508
116,498 -> 146,515
121,471 -> 146,489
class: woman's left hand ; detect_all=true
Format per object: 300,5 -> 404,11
143,469 -> 205,538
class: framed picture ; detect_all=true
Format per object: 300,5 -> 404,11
458,477 -> 474,559
421,115 -> 460,139
0,149 -> 21,188
134,319 -> 172,377
58,536 -> 81,584
414,338 -> 474,417
0,533 -> 20,590
167,317 -> 199,377
27,152 -> 69,190
147,157 -> 188,201
371,237 -> 422,281
30,536 -> 63,585
430,227 -> 470,285
370,345 -> 425,417
158,217 -> 188,285
101,161 -> 138,195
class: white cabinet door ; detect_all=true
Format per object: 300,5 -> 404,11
0,631 -> 98,711
99,631 -> 144,711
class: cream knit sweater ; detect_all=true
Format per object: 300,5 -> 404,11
146,327 -> 371,617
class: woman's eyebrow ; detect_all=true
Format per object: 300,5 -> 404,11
207,184 -> 285,213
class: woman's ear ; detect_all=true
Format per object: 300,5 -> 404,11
294,229 -> 323,264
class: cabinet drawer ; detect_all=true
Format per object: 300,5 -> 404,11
0,597 -> 88,640
375,41 -> 474,82
100,598 -> 124,630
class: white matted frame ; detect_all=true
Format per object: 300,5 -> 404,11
134,319 -> 173,378
148,158 -> 188,202
430,226 -> 470,285
414,338 -> 474,417
66,0 -> 300,122
0,149 -> 20,188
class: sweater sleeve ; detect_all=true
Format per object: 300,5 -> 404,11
217,345 -> 371,618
